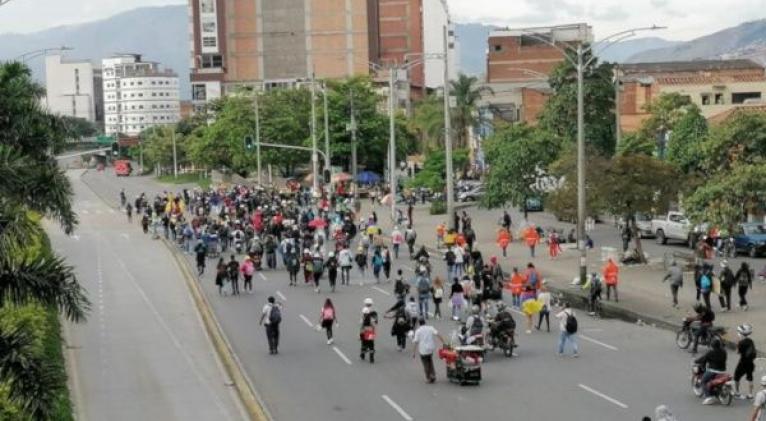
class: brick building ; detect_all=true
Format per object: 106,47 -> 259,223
481,23 -> 592,125
617,59 -> 766,132
188,0 -> 452,111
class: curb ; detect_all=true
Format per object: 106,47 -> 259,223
78,170 -> 270,420
164,240 -> 271,421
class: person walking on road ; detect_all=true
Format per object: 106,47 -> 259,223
319,298 -> 337,345
736,262 -> 754,311
603,258 -> 619,302
215,257 -> 228,296
125,203 -> 133,223
508,267 -> 524,308
496,228 -> 511,258
371,249 -> 384,283
382,246 -> 392,281
537,281 -> 551,332
501,210 -> 512,231
240,256 -> 255,294
412,318 -> 444,384
556,303 -> 579,357
259,296 -> 282,354
227,254 -> 240,295
432,277 -> 444,319
416,273 -> 432,319
750,376 -> 766,421
719,260 -> 735,311
735,324 -> 757,399
312,252 -> 324,293
524,225 -> 540,258
339,245 -> 353,286
663,261 -> 684,308
449,277 -> 465,321
405,225 -> 417,257
326,251 -> 338,292
391,226 -> 403,259
194,240 -> 208,276
360,298 -> 378,363
287,249 -> 300,286
355,246 -> 368,281
385,298 -> 410,351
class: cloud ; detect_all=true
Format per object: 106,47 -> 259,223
592,5 -> 630,21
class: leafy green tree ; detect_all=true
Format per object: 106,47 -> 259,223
544,145 -> 610,223
259,88 -> 312,176
0,62 -> 89,419
482,124 -> 561,215
140,125 -> 189,171
616,132 -> 655,156
59,116 -> 98,139
538,49 -> 616,156
451,73 -> 493,149
409,94 -> 444,152
666,106 -> 708,173
700,111 -> 766,173
406,149 -> 469,191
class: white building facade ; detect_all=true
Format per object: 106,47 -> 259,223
422,0 -> 459,89
102,54 -> 181,136
44,54 -> 104,126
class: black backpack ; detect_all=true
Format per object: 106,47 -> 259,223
565,311 -> 578,334
269,305 -> 282,324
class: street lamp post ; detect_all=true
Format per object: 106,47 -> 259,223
253,87 -> 262,186
15,46 -> 73,63
171,127 -> 178,179
310,75 -> 319,196
443,25 -> 456,231
349,90 -> 359,201
322,83 -> 331,180
388,67 -> 397,222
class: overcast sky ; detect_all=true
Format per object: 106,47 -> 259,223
1,0 -> 765,40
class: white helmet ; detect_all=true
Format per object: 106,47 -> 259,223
737,324 -> 753,336
761,375 -> 766,387
364,298 -> 373,306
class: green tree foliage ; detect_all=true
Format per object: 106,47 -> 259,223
666,106 -> 708,173
538,49 -> 616,156
409,94 -> 444,152
482,125 -> 561,209
450,73 -> 493,149
259,88 -> 312,176
0,62 -> 89,419
59,116 -> 98,139
700,111 -> 766,173
141,125 -> 189,171
600,154 -> 681,217
616,132 -> 655,156
406,149 -> 469,191
545,145 -> 610,222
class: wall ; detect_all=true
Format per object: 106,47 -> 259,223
44,55 -> 99,123
487,35 -> 566,83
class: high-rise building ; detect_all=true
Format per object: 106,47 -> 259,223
44,54 -> 104,127
188,0 -> 452,111
102,54 -> 181,136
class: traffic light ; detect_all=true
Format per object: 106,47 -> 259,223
111,142 -> 119,156
323,169 -> 331,184
244,135 -> 254,151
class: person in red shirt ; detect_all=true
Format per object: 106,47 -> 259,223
496,228 -> 511,257
524,226 -> 540,258
603,258 -> 619,302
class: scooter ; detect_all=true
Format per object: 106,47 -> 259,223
691,364 -> 734,405
486,323 -> 516,357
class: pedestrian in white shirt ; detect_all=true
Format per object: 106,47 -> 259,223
751,376 -> 766,421
412,318 -> 444,383
555,302 -> 579,357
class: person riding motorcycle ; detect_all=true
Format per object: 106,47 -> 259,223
463,305 -> 485,345
489,302 -> 516,343
694,338 -> 727,405
690,303 -> 716,354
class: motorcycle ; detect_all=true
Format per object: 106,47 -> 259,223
691,364 -> 734,405
486,321 -> 516,358
676,318 -> 725,350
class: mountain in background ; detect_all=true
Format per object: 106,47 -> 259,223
627,19 -> 766,64
0,5 -> 189,97
596,37 -> 683,63
455,22 -> 497,76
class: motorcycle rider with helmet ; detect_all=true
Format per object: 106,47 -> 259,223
489,302 -> 516,347
735,324 -> 758,399
690,303 -> 716,354
463,305 -> 485,346
694,338 -> 728,405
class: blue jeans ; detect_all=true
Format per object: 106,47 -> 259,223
454,263 -> 463,278
701,370 -> 718,397
419,295 -> 430,318
558,331 -> 578,355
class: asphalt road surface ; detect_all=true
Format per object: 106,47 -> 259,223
48,171 -> 246,421
77,169 -> 758,421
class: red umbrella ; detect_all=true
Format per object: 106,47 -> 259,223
308,218 -> 328,229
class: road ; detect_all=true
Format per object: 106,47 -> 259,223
48,171 -> 245,421
78,169 -> 757,421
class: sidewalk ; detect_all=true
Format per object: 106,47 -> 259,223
364,202 -> 766,352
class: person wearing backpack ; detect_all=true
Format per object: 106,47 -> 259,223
735,324 -> 757,400
718,260 -> 735,311
319,299 -> 337,345
737,262 -> 754,311
700,264 -> 714,309
556,302 -> 579,357
405,225 -> 417,257
259,296 -> 282,354
286,249 -> 300,286
312,252 -> 325,293
416,275 -> 432,319
432,277 -> 445,319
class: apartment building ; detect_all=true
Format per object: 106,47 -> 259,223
617,59 -> 766,132
102,54 -> 181,136
44,54 -> 104,127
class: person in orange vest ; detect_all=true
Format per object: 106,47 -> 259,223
524,225 -> 540,258
456,232 -> 467,248
603,258 -> 619,302
496,228 -> 511,257
436,222 -> 447,248
506,267 -> 525,308
548,231 -> 562,259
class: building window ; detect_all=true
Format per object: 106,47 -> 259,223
200,0 -> 214,13
493,44 -> 502,52
715,93 -> 724,105
202,21 -> 216,33
202,37 -> 217,48
200,54 -> 223,69
732,92 -> 762,104
152,92 -> 157,97
701,94 -> 711,105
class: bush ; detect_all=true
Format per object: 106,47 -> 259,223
430,200 -> 447,215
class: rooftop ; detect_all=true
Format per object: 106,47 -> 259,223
490,23 -> 593,43
707,103 -> 766,125
620,59 -> 764,74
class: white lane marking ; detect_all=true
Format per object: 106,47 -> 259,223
333,346 -> 353,365
276,291 -> 287,301
81,209 -> 90,215
120,233 -> 130,240
71,235 -> 80,241
299,314 -> 314,328
258,273 -> 267,281
578,384 -> 628,409
372,286 -> 391,296
580,334 -> 619,351
381,395 -> 413,421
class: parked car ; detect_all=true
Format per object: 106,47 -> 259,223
652,211 -> 705,248
458,186 -> 484,202
733,223 -> 766,258
522,197 -> 544,212
617,213 -> 654,238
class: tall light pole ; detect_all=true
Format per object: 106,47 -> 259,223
15,46 -> 73,63
388,67 -> 397,222
516,24 -> 665,283
349,90 -> 359,201
253,87 -> 262,186
443,25 -> 456,231
171,127 -> 178,179
310,75 -> 319,196
322,83 -> 331,179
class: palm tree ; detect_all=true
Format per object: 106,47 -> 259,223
450,73 -> 494,149
0,62 -> 89,418
409,94 -> 444,152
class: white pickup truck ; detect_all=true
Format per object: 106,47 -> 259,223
652,212 -> 703,248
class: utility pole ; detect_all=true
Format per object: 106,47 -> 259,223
576,44 -> 587,283
171,127 -> 178,179
614,65 -> 622,149
310,75 -> 319,196
254,88 -> 262,185
443,25 -> 455,230
350,90 -> 358,201
388,67 -> 397,222
323,83 -> 331,180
